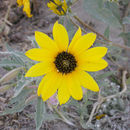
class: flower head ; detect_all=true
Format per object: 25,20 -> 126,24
17,0 -> 32,18
25,21 -> 108,105
47,0 -> 67,15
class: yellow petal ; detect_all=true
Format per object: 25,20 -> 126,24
79,71 -> 99,92
71,33 -> 96,54
53,21 -> 69,51
55,10 -> 61,15
62,0 -> 67,12
81,59 -> 108,72
47,0 -> 67,15
79,47 -> 108,61
54,0 -> 61,5
25,62 -> 51,77
17,0 -> 23,6
68,27 -> 82,52
37,75 -> 48,96
35,31 -> 58,51
23,0 -> 32,17
58,80 -> 70,105
47,2 -> 57,9
25,48 -> 57,62
39,72 -> 62,101
67,74 -> 83,100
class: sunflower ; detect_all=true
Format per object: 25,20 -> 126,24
47,0 -> 67,15
17,0 -> 32,17
25,21 -> 108,105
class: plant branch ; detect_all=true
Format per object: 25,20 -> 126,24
104,70 -> 127,100
52,106 -> 76,127
73,15 -> 109,41
86,102 -> 99,125
96,39 -> 130,51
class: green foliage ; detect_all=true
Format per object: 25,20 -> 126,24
35,97 -> 46,130
65,17 -> 76,40
0,58 -> 22,67
119,32 -> 130,46
121,0 -> 129,4
126,77 -> 130,85
0,88 -> 32,116
13,76 -> 35,98
104,26 -> 110,39
123,16 -> 130,24
83,0 -> 122,28
105,1 -> 120,22
96,71 -> 116,80
28,36 -> 39,48
0,44 -> 36,116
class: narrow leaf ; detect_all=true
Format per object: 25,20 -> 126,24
104,26 -> 110,39
35,97 -> 45,130
13,76 -> 34,98
0,67 -> 24,84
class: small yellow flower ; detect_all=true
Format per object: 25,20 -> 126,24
25,21 -> 108,105
96,114 -> 106,120
17,0 -> 32,18
47,0 -> 67,15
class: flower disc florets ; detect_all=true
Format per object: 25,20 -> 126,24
54,51 -> 77,74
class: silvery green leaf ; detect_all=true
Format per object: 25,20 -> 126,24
126,77 -> 130,85
119,32 -> 130,46
0,58 -> 22,67
28,36 -> 39,48
0,88 -> 32,116
96,71 -> 115,80
104,26 -> 110,39
123,16 -> 130,24
10,87 -> 32,104
13,76 -> 35,98
0,100 -> 25,116
65,17 -> 76,40
121,0 -> 129,4
105,2 -> 120,22
83,0 -> 122,28
5,44 -> 26,65
35,97 -> 46,130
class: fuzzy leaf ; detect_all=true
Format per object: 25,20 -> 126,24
13,76 -> 35,98
104,26 -> 110,39
123,16 -> 130,24
35,97 -> 46,130
0,58 -> 22,67
0,88 -> 32,116
83,0 -> 122,28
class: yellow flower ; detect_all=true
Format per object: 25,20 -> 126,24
47,0 -> 67,15
17,0 -> 32,18
25,21 -> 108,105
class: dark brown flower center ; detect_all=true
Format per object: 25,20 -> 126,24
54,51 -> 77,74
